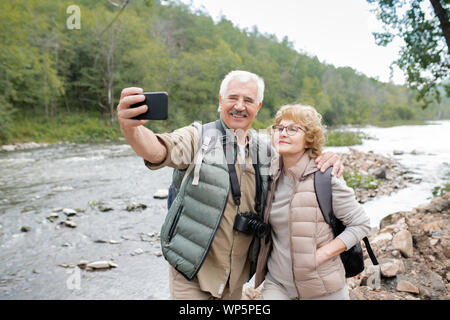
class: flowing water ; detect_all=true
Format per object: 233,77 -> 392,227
326,120 -> 450,228
0,120 -> 449,299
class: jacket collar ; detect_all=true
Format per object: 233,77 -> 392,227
270,151 -> 319,181
219,115 -> 254,146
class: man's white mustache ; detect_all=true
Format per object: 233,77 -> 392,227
229,109 -> 249,117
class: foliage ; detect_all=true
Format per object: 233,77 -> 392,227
325,130 -> 364,147
343,171 -> 381,190
432,183 -> 450,197
9,112 -> 122,144
0,0 -> 449,145
367,0 -> 450,107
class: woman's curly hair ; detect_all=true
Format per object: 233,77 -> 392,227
272,104 -> 325,158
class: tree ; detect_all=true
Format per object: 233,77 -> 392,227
367,0 -> 450,107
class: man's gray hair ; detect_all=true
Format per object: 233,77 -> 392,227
219,70 -> 265,108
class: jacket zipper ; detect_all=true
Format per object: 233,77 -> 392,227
168,204 -> 183,242
288,175 -> 303,299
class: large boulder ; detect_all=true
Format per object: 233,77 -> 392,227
392,229 -> 414,258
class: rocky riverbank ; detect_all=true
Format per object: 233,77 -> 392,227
244,192 -> 450,300
348,191 -> 450,300
339,148 -> 414,204
1,141 -> 63,151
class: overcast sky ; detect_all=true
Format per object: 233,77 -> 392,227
179,0 -> 406,84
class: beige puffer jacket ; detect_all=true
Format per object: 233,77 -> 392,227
255,153 -> 346,299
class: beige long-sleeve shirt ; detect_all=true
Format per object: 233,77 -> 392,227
144,124 -> 258,298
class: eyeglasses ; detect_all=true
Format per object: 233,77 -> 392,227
271,124 -> 305,136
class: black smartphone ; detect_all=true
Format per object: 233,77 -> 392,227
129,91 -> 168,120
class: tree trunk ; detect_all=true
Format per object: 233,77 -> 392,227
429,0 -> 450,53
107,32 -> 115,126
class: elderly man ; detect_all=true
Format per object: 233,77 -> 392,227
117,70 -> 344,300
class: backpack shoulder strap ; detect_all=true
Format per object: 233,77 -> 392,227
314,166 -> 334,226
167,121 -> 220,209
191,120 -> 222,185
314,167 -> 379,266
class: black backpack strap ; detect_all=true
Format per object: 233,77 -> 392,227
315,167 -> 379,266
363,237 -> 379,265
314,167 -> 334,227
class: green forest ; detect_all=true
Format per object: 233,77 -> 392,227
1,0 -> 449,145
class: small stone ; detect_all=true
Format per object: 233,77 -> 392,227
153,189 -> 169,199
63,208 -> 77,217
373,166 -> 386,179
133,248 -> 144,255
77,260 -> 89,269
419,286 -> 432,299
21,226 -> 31,232
380,262 -> 400,277
126,203 -> 148,211
372,232 -> 393,244
391,250 -> 401,258
86,260 -> 117,270
429,238 -> 439,246
60,220 -> 77,228
46,213 -> 59,222
396,280 -> 419,294
154,251 -> 163,257
98,205 -> 113,212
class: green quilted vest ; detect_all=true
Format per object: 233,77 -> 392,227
160,119 -> 271,281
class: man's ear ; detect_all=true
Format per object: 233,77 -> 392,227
257,102 -> 262,112
218,95 -> 223,111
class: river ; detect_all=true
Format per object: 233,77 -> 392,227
0,120 -> 449,299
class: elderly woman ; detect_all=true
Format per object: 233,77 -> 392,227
254,104 -> 371,300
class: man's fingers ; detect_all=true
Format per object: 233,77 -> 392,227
315,154 -> 323,165
120,118 -> 149,128
117,94 -> 145,111
336,165 -> 345,178
118,104 -> 148,119
330,159 -> 342,176
316,151 -> 332,169
120,87 -> 143,100
320,154 -> 339,172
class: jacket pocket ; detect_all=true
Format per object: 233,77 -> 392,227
168,205 -> 183,242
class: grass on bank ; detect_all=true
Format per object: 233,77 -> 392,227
432,183 -> 450,198
9,113 -> 123,144
324,130 -> 368,147
7,113 -> 370,147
